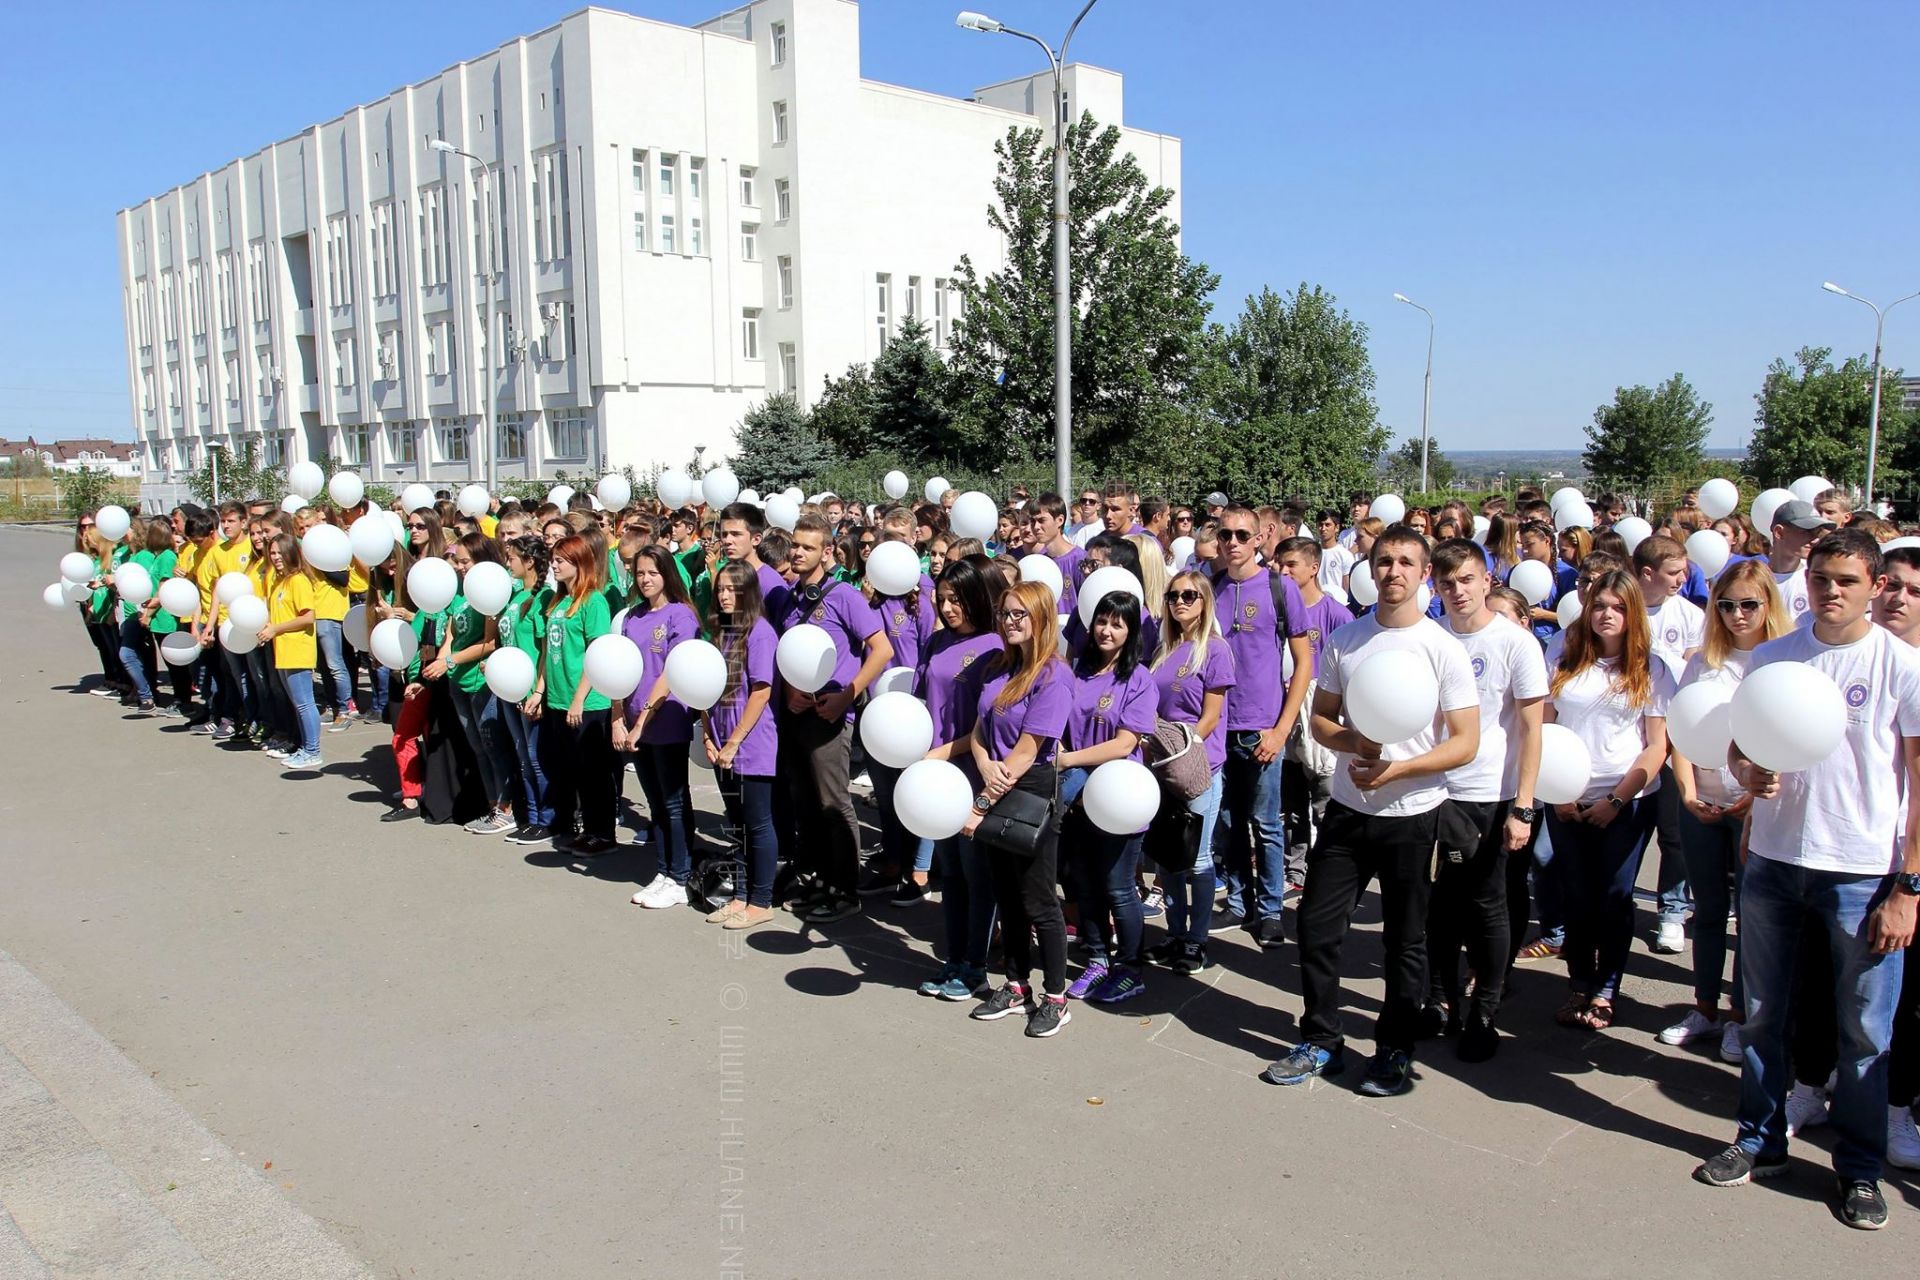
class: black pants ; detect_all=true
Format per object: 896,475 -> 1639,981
984,764 -> 1068,996
1298,801 -> 1438,1055
776,707 -> 860,895
1792,919 -> 1839,1088
1891,943 -> 1920,1108
539,707 -> 615,839
1427,799 -> 1512,1024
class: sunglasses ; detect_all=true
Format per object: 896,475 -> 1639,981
858,540 -> 875,550
1715,598 -> 1765,615
1222,527 -> 1258,544
996,607 -> 1031,623
1165,589 -> 1203,606
408,522 -> 429,530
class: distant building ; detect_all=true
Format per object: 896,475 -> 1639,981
115,0 -> 1179,491
0,437 -> 140,478
1900,375 -> 1919,413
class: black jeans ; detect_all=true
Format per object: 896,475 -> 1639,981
1427,799 -> 1512,1024
1297,800 -> 1438,1056
984,764 -> 1068,996
776,707 -> 860,895
539,707 -> 615,839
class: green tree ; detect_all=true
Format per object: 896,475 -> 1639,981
187,440 -> 286,505
947,113 -> 1218,469
55,466 -> 122,519
870,317 -> 957,462
1583,373 -> 1712,485
1384,434 -> 1455,491
809,363 -> 878,461
731,393 -> 842,491
1749,346 -> 1912,491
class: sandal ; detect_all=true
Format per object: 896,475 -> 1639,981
1555,993 -> 1591,1027
1578,999 -> 1615,1031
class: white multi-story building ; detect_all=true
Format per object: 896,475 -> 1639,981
116,0 -> 1179,493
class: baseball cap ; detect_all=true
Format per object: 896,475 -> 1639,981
1772,499 -> 1835,532
1205,491 -> 1229,508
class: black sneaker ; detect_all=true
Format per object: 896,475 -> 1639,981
1143,940 -> 1181,967
1260,1043 -> 1343,1086
1251,916 -> 1286,950
971,983 -> 1031,1021
1692,1143 -> 1789,1187
1457,1015 -> 1499,1063
888,879 -> 927,907
1416,1001 -> 1452,1040
1171,940 -> 1214,974
1837,1178 -> 1888,1230
132,700 -> 157,717
1025,994 -> 1071,1038
802,895 -> 860,923
855,867 -> 899,896
505,823 -> 554,845
571,834 -> 618,857
1357,1049 -> 1415,1097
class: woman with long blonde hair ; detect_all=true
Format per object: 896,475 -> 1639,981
1544,569 -> 1675,1031
1127,533 -> 1170,630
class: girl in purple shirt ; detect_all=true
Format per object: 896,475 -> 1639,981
615,546 -> 701,908
863,551 -> 940,901
702,561 -> 779,928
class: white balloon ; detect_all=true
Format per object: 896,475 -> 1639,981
1018,554 -> 1064,601
547,484 -> 576,508
1611,516 -> 1653,553
217,621 -> 249,654
1345,649 -> 1439,745
216,572 -> 254,605
1371,493 -> 1407,525
60,552 -> 93,584
62,580 -> 90,605
764,493 -> 801,532
782,486 -> 804,505
882,470 -> 910,500
1556,593 -> 1583,629
302,524 -> 352,573
949,491 -> 998,542
280,494 -> 308,514
343,603 -> 371,651
159,631 -> 202,666
1509,559 -> 1554,606
1750,487 -> 1793,535
407,557 -> 458,613
457,484 -> 491,518
656,470 -> 693,507
596,474 -> 632,510
610,607 -> 630,635
1549,486 -> 1586,513
1471,516 -> 1490,544
113,561 -> 153,607
1789,475 -> 1832,504
1534,723 -> 1594,805
1076,565 -> 1146,629
584,634 -> 645,701
288,460 -> 325,500
1729,661 -> 1848,774
1169,535 -> 1196,569
41,582 -> 69,609
383,510 -> 406,540
865,541 -> 921,597
484,647 -> 537,703
703,468 -> 740,509
328,471 -> 365,508
1882,536 -> 1920,552
462,561 -> 514,616
1349,563 -> 1379,607
349,514 -> 395,567
226,595 -> 268,635
1083,759 -> 1160,834
158,577 -> 201,619
924,477 -> 950,504
1686,529 -> 1730,578
400,483 -> 435,513
870,666 -> 917,698
1554,500 -> 1595,532
94,505 -> 130,542
1697,477 -> 1739,521
1416,582 -> 1433,614
895,759 -> 974,840
858,691 -> 935,769
1667,680 -> 1736,766
369,617 -> 419,670
739,488 -> 762,506
775,623 -> 837,693
663,639 -> 728,710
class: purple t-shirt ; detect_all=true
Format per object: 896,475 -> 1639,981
977,656 -> 1073,764
875,581 -> 936,673
1065,664 -> 1159,762
773,577 -> 881,699
1212,568 -> 1308,732
1062,610 -> 1160,663
755,562 -> 790,624
706,618 -> 778,777
622,600 -> 699,744
1153,638 -> 1237,771
916,629 -> 1002,747
1294,592 -> 1355,680
1048,544 -> 1085,617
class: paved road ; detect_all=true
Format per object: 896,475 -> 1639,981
0,523 -> 1910,1277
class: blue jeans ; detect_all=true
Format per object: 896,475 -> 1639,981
279,666 -> 318,754
1545,795 -> 1658,1001
1165,769 -> 1223,945
634,741 -> 694,885
1531,822 -> 1566,946
1061,766 -> 1146,966
936,835 -> 997,970
722,772 -> 780,908
1678,807 -> 1744,1010
1736,855 -> 1902,1182
314,620 -> 352,714
500,701 -> 552,826
1654,767 -> 1691,925
1217,733 -> 1286,921
868,762 -> 934,875
116,615 -> 155,704
446,684 -> 514,808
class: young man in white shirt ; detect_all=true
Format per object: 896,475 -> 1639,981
1869,545 -> 1920,1172
1315,507 -> 1355,597
1262,527 -> 1480,1097
1693,529 -> 1920,1232
1765,499 -> 1836,624
1426,539 -> 1547,1062
1635,534 -> 1707,955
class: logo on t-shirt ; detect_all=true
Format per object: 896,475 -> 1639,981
810,605 -> 827,623
1845,680 -> 1870,710
1177,660 -> 1193,678
1096,692 -> 1114,712
891,608 -> 908,633
960,652 -> 978,669
1664,626 -> 1680,646
651,622 -> 668,650
1793,595 -> 1808,614
1471,655 -> 1488,680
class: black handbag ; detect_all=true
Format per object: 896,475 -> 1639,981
1143,796 -> 1204,870
973,780 -> 1056,857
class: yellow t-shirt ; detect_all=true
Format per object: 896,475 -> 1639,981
347,560 -> 370,595
176,542 -> 199,580
221,536 -> 251,572
479,514 -> 498,538
269,570 -> 317,668
307,566 -> 349,622
193,540 -> 225,621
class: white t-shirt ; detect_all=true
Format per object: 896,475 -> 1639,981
1746,624 -> 1920,874
1547,654 -> 1676,803
1774,565 -> 1810,623
1318,543 -> 1355,597
1445,615 -> 1550,802
1318,614 -> 1478,818
1676,648 -> 1753,806
1647,594 -> 1705,677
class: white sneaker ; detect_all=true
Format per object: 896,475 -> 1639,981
630,874 -> 670,906
1888,1106 -> 1920,1171
1658,1009 -> 1718,1046
637,879 -> 689,910
1718,1020 -> 1743,1064
1653,921 -> 1686,954
1785,1082 -> 1830,1136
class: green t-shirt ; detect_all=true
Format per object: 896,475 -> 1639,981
88,553 -> 115,620
499,583 -> 550,661
147,549 -> 179,634
407,606 -> 446,683
544,590 -> 611,712
123,549 -> 155,620
446,593 -> 491,693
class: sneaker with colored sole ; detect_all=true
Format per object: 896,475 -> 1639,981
970,983 -> 1030,1021
1025,995 -> 1071,1038
1357,1049 -> 1414,1097
1087,966 -> 1146,1004
1261,1043 -> 1343,1086
1693,1143 -> 1788,1187
1065,960 -> 1109,1001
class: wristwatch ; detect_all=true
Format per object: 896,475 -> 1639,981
1508,804 -> 1540,824
1895,872 -> 1920,896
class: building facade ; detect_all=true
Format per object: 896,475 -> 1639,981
116,0 -> 1179,493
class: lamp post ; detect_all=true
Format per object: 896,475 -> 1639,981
430,139 -> 497,491
1821,281 -> 1919,506
957,2 -> 1100,501
1393,292 -> 1434,492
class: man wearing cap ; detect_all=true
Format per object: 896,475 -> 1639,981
1205,491 -> 1230,520
1768,499 -> 1837,625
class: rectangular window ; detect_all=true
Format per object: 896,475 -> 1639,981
689,158 -> 703,202
740,308 -> 761,360
740,223 -> 758,261
874,273 -> 891,349
739,167 -> 756,207
339,425 -> 367,467
418,186 -> 450,286
388,421 -> 417,464
247,240 -> 271,321
630,148 -> 647,193
658,153 -> 676,197
437,419 -> 469,462
772,101 -> 789,144
532,151 -> 571,264
777,255 -> 793,308
377,329 -> 399,381
779,342 -> 797,393
906,275 -> 920,321
633,211 -> 647,252
496,414 -> 526,460
324,214 -> 353,308
194,359 -> 209,405
660,214 -> 676,254
774,179 -> 791,221
224,356 -> 240,402
934,278 -> 949,346
264,432 -> 287,467
334,333 -> 356,387
771,21 -> 787,65
690,217 -> 703,256
187,262 -> 208,336
427,321 -> 455,377
368,202 -> 399,299
215,252 -> 238,331
548,409 -> 590,459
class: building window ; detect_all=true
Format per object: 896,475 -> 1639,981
739,167 -> 756,207
263,432 -> 287,467
418,186 -> 450,287
740,223 -> 758,261
388,421 -> 418,464
324,214 -> 354,308
334,334 -> 357,387
934,279 -> 949,345
658,153 -> 676,197
774,179 -> 791,221
779,342 -> 797,392
215,252 -> 238,332
427,321 -> 454,377
740,309 -> 761,360
377,329 -> 400,381
630,148 -> 647,192
874,273 -> 892,349
542,302 -> 576,363
369,202 -> 399,299
777,256 -> 794,309
194,360 -> 209,405
224,356 -> 240,403
437,419 -> 469,463
772,101 -> 789,144
247,240 -> 271,321
341,424 -> 370,466
690,217 -> 703,256
660,214 -> 676,254
141,372 -> 155,413
496,414 -> 526,460
689,158 -> 704,202
532,151 -> 571,264
633,212 -> 647,252
188,262 -> 208,336
548,409 -> 590,459
906,276 -> 921,321
771,20 -> 787,65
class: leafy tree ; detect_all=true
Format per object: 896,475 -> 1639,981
1749,346 -> 1913,491
870,317 -> 958,462
1583,373 -> 1712,485
731,393 -> 842,491
187,439 -> 286,505
809,362 -> 878,461
1384,434 -> 1455,491
947,114 -> 1218,469
55,466 -> 123,519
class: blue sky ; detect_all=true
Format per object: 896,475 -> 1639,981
2,0 -> 1915,452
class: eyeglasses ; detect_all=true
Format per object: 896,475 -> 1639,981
1716,598 -> 1765,615
1221,527 -> 1258,544
1078,496 -> 1099,506
408,522 -> 429,531
1174,515 -> 1194,525
1165,589 -> 1203,606
996,607 -> 1031,623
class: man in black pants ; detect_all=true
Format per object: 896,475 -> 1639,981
1261,527 -> 1480,1097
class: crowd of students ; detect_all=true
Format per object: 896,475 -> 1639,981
57,475 -> 1920,1230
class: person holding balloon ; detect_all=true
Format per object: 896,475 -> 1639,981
533,536 -> 618,853
116,518 -> 175,715
700,561 -> 779,930
617,545 -> 702,909
1633,534 -> 1708,956
439,534 -> 517,835
243,514 -> 296,753
1694,529 -> 1920,1230
861,524 -> 938,904
253,533 -> 321,769
496,535 -> 557,845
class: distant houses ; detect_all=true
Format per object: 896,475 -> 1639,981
0,437 -> 140,478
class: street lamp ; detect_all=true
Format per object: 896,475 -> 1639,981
956,1 -> 1101,501
1393,292 -> 1435,492
1821,280 -> 1919,506
430,138 -> 498,491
